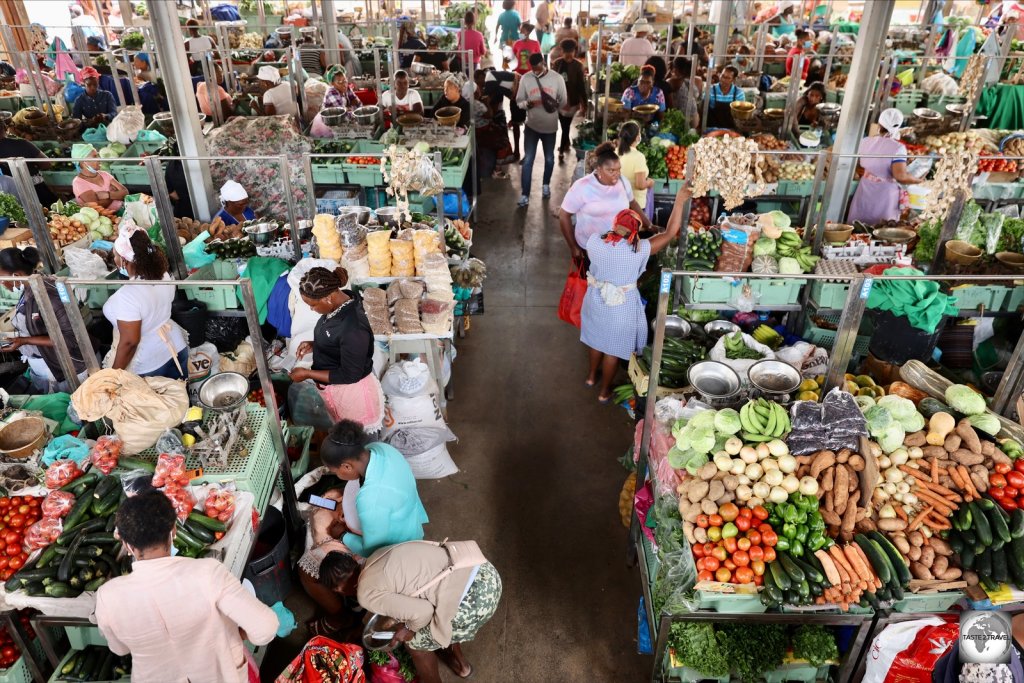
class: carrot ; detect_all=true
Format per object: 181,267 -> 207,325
931,458 -> 939,484
844,544 -> 873,583
895,504 -> 909,522
829,545 -> 857,588
948,466 -> 968,495
913,489 -> 957,515
909,505 -> 934,532
815,549 -> 842,586
899,466 -> 962,499
958,465 -> 979,499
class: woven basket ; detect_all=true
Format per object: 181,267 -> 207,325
0,417 -> 46,459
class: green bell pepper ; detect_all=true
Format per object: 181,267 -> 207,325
795,494 -> 818,513
809,535 -> 829,552
790,539 -> 804,557
795,525 -> 808,544
783,505 -> 800,524
775,536 -> 791,551
783,523 -> 798,539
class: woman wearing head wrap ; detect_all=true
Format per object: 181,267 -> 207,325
846,108 -> 923,226
428,75 -> 472,128
257,65 -> 297,117
72,66 -> 117,124
321,65 -> 361,111
288,267 -> 386,433
213,180 -> 256,226
103,223 -> 188,379
71,144 -> 128,211
579,178 -> 690,403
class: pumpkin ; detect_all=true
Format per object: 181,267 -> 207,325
751,255 -> 779,274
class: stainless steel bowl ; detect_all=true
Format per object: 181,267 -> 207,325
352,105 -> 380,126
198,372 -> 249,411
244,222 -> 280,245
374,206 -> 403,227
662,314 -> 691,338
287,219 -> 314,241
912,107 -> 941,120
362,613 -> 397,652
872,227 -> 916,244
748,359 -> 801,395
704,320 -> 740,339
687,361 -> 741,400
338,205 -> 372,225
410,62 -> 434,77
321,107 -> 347,126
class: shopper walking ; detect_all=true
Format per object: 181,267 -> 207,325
534,0 -> 554,47
495,0 -> 522,50
551,40 -> 588,161
847,108 -> 923,226
456,10 -> 487,70
289,267 -> 384,430
95,492 -> 278,683
318,540 -> 501,683
516,53 -> 566,207
581,184 -> 689,402
558,142 -> 650,262
104,225 -> 188,380
548,17 -> 580,63
511,22 -> 541,75
619,19 -> 656,67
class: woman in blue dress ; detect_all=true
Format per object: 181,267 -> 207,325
582,181 -> 691,402
213,179 -> 256,226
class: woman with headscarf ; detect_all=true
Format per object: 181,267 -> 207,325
213,180 -> 256,226
288,267 -> 385,432
321,65 -> 361,111
71,144 -> 128,211
847,108 -> 923,226
104,223 -> 188,380
429,76 -> 472,128
257,64 -> 297,116
580,183 -> 689,403
133,53 -> 155,83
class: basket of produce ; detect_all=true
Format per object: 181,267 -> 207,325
0,417 -> 47,459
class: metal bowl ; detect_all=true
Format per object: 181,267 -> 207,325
352,105 -> 380,126
374,206 -> 403,227
362,613 -> 398,652
663,314 -> 691,338
946,239 -> 982,265
703,320 -> 740,339
687,361 -> 741,400
824,224 -> 854,243
198,372 -> 249,411
912,107 -> 941,120
762,108 -> 785,119
321,107 -> 347,126
244,221 -> 280,245
286,219 -> 314,241
633,103 -> 660,115
816,103 -> 841,117
872,227 -> 916,244
338,205 -> 372,225
748,359 -> 801,395
410,62 -> 434,77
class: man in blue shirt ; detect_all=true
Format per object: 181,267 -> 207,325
72,67 -> 117,124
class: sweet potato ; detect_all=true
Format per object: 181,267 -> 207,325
833,465 -> 849,513
910,561 -> 933,580
990,448 -> 1012,466
920,545 -> 935,568
683,522 -> 696,544
962,570 -> 979,586
810,450 -> 837,478
837,449 -> 850,464
822,468 -> 834,492
847,455 -> 865,472
693,526 -> 708,544
952,449 -> 985,466
821,509 -> 842,526
856,518 -> 877,532
908,530 -> 925,547
943,434 -> 961,453
904,431 -> 927,447
937,567 -> 962,581
956,419 -> 981,454
970,470 -> 988,493
877,517 -> 908,532
842,492 -> 860,535
922,445 -> 947,460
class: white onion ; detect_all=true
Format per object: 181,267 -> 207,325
781,474 -> 800,494
725,436 -> 743,455
756,443 -> 771,461
777,454 -> 798,474
890,449 -> 909,467
731,459 -> 746,475
714,454 -> 733,472
739,446 -> 758,464
885,468 -> 904,484
767,439 -> 789,457
752,481 -> 771,499
878,456 -> 892,470
764,469 -> 785,487
745,463 -> 764,481
768,486 -> 789,504
798,476 -> 819,496
736,484 -> 753,502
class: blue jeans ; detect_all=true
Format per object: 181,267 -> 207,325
521,126 -> 556,196
139,347 -> 189,381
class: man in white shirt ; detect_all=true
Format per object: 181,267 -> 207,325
258,65 -> 298,117
619,19 -> 657,67
379,70 -> 424,114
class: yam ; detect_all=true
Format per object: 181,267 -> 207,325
931,555 -> 948,576
825,489 -> 834,513
908,531 -> 925,547
929,537 -> 953,556
877,517 -> 908,532
942,434 -> 961,453
922,446 -> 947,460
856,507 -> 868,522
837,450 -> 849,464
849,472 -> 858,492
856,518 -> 877,532
821,468 -> 834,492
698,462 -> 717,481
821,509 -> 842,526
833,465 -> 849,512
937,567 -> 962,581
990,448 -> 1011,466
956,419 -> 982,454
919,545 -> 935,568
683,522 -> 696,545
700,499 -> 718,515
952,449 -> 985,467
847,455 -> 865,472
970,470 -> 988,493
905,431 -> 927,447
893,535 -> 911,555
687,480 -> 710,503
841,491 -> 860,535
910,561 -> 933,580
810,450 -> 837,478
907,545 -> 922,562
707,480 -> 725,502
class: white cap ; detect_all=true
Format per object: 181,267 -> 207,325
878,107 -> 904,138
633,19 -> 652,35
220,180 -> 248,202
257,65 -> 281,84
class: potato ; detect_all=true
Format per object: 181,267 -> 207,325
920,545 -> 935,568
909,531 -> 925,547
877,517 -> 908,532
700,499 -> 718,515
904,431 -> 927,447
929,538 -> 953,556
942,434 -> 961,453
687,480 -> 710,503
937,567 -> 962,581
847,455 -> 865,472
962,570 -> 979,586
910,561 -> 933,580
907,545 -> 922,562
893,535 -> 911,555
698,462 -> 717,481
707,480 -> 725,502
932,555 -> 948,576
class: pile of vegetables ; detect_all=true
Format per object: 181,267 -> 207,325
724,332 -> 764,360
779,161 -> 815,181
692,503 -> 776,585
54,646 -> 131,681
681,227 -> 720,271
637,337 -> 706,390
765,492 -> 830,558
638,141 -> 667,180
668,408 -> 743,475
669,622 -> 819,681
793,446 -> 867,543
665,144 -> 686,180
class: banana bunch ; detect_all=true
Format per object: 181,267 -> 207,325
1000,438 -> 1024,460
774,230 -> 804,257
723,332 -> 764,360
752,324 -> 783,350
793,246 -> 820,273
739,398 -> 791,442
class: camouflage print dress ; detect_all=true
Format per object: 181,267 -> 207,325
408,562 -> 502,651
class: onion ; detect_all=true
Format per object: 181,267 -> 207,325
752,481 -> 771,499
777,454 -> 797,474
767,439 -> 789,457
739,446 -> 758,464
730,459 -> 746,475
736,484 -> 753,502
768,486 -> 788,504
885,468 -> 903,484
781,474 -> 800,494
890,449 -> 909,467
798,476 -> 819,497
724,436 -> 743,455
764,468 -> 784,487
755,443 -> 770,461
745,463 -> 764,481
714,453 -> 734,472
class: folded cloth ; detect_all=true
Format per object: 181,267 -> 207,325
866,266 -> 958,334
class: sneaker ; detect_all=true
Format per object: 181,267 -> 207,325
542,185 -> 551,198
517,195 -> 529,207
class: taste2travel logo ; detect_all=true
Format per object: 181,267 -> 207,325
959,611 -> 1013,664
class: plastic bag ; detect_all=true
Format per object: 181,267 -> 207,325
152,453 -> 189,488
44,459 -> 83,489
63,248 -> 110,280
708,332 -> 775,382
863,617 -> 955,683
715,219 -> 761,272
182,231 -> 216,270
24,517 -> 62,550
82,124 -> 107,143
41,434 -> 90,467
134,129 -> 166,144
41,490 -> 76,519
204,485 -> 236,523
123,195 -> 157,230
90,435 -> 123,475
162,484 -> 195,521
120,469 -> 155,497
155,429 -> 184,455
369,652 -> 411,683
106,105 -> 145,145
287,381 -> 334,431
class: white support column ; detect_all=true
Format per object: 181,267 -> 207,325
323,0 -> 341,67
712,0 -> 733,61
149,0 -> 215,221
823,1 -> 895,222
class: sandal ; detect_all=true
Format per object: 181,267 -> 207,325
597,394 -> 612,405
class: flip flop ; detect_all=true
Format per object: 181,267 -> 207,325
458,665 -> 474,680
598,395 -> 612,404
585,379 -> 597,387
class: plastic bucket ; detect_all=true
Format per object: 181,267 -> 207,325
243,506 -> 292,605
908,185 -> 931,211
868,310 -> 945,364
172,297 -> 208,347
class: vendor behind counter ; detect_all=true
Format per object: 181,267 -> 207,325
214,180 -> 256,226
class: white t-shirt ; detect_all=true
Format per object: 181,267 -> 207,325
263,82 -> 298,116
102,279 -> 186,374
186,35 -> 214,55
379,88 -> 423,112
619,37 -> 657,66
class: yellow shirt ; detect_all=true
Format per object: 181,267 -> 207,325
619,148 -> 649,209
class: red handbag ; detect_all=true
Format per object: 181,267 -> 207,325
557,259 -> 587,328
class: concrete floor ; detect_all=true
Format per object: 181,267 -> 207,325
262,145 -> 650,681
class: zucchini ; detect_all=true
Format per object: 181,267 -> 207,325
777,551 -> 805,583
863,591 -> 880,609
989,504 -> 1012,544
61,651 -> 80,676
92,476 -> 118,500
956,506 -> 973,532
37,544 -> 60,568
174,524 -> 208,552
1012,509 -> 1024,539
769,559 -> 791,590
187,512 -> 227,533
58,518 -> 107,545
962,546 -> 977,570
73,646 -> 93,679
797,578 -> 810,599
80,533 -> 117,545
868,531 -> 912,587
76,546 -> 106,558
991,537 -> 1006,553
992,548 -> 1009,583
977,497 -> 996,511
889,581 -> 905,601
59,533 -> 85,583
791,556 -> 824,584
948,533 -> 964,555
972,502 -> 993,547
70,474 -> 100,498
763,568 -> 783,602
61,494 -> 96,537
917,397 -> 954,418
961,527 -> 977,547
95,487 -> 121,517
854,534 -> 892,586
876,587 -> 891,602
45,582 -> 79,598
60,471 -> 99,493
84,576 -> 107,592
118,456 -> 156,473
12,566 -> 58,583
72,557 -> 96,568
977,548 -> 993,577
105,514 -> 116,533
182,520 -> 215,544
97,651 -> 115,681
25,582 -> 45,597
1010,535 -> 1024,571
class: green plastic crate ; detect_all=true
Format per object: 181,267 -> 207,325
0,97 -> 22,112
49,649 -> 128,683
41,170 -> 78,186
0,284 -> 21,310
276,424 -> 313,491
358,139 -> 386,154
683,276 -> 735,304
762,662 -> 830,682
311,163 -> 345,184
695,589 -> 767,613
891,89 -> 924,115
777,180 -> 814,196
667,666 -> 729,683
343,164 -> 383,187
950,285 -> 1009,313
0,656 -> 33,683
441,148 -> 471,187
802,317 -> 872,358
1007,285 -> 1024,312
113,163 -> 150,186
892,590 -> 963,613
750,278 -> 806,306
65,625 -> 107,649
182,260 -> 240,311
809,281 -> 850,309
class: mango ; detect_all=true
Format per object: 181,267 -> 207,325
799,379 -> 819,393
797,390 -> 820,401
855,374 -> 876,388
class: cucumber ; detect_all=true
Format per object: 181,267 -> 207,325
992,548 -> 1009,583
948,533 -> 964,555
37,544 -> 60,568
61,494 -> 96,537
1012,509 -> 1024,539
92,476 -> 117,501
797,578 -> 810,599
956,506 -> 973,532
70,474 -> 101,498
80,533 -> 117,545
45,582 -> 79,598
187,512 -> 227,533
118,456 -> 156,473
991,537 -> 1006,553
972,502 -> 993,546
962,546 -> 977,570
977,497 -> 996,511
95,487 -> 121,517
868,531 -> 912,586
1010,535 -> 1024,571
977,548 -> 993,577
889,581 -> 905,601
74,646 -> 95,679
877,587 -> 891,602
59,533 -> 85,583
989,505 -> 1012,544
791,556 -> 824,584
762,566 -> 783,602
105,514 -> 116,533
84,576 -> 108,592
61,651 -> 80,676
25,582 -> 45,597
76,546 -> 106,558
182,520 -> 215,544
863,591 -> 880,609
769,559 -> 791,590
854,534 -> 892,586
980,574 -> 999,592
97,651 -> 115,682
777,551 -> 805,583
174,524 -> 208,552
61,471 -> 99,493
961,527 -> 977,547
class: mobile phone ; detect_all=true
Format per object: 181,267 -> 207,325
309,494 -> 337,511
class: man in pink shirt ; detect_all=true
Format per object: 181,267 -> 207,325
511,22 -> 541,74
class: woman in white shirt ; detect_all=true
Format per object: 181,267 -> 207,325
103,226 -> 188,380
257,65 -> 298,117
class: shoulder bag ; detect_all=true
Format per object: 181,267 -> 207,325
364,539 -> 488,597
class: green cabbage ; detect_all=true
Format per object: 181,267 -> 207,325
767,210 -> 791,229
898,411 -> 926,434
753,237 -> 777,256
877,422 -> 906,453
713,408 -> 742,435
688,410 -> 718,432
944,384 -> 987,415
855,395 -> 876,411
864,405 -> 893,433
968,413 -> 1000,436
778,257 -> 801,274
689,426 -> 717,455
877,395 -> 918,421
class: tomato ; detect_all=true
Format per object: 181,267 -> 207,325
707,526 -> 722,542
703,543 -> 716,557
734,567 -> 754,584
8,515 -> 23,530
697,570 -> 714,582
991,473 -> 1008,489
761,530 -> 778,547
724,559 -> 736,571
746,529 -> 761,546
715,568 -> 732,583
752,505 -> 769,520
1006,486 -> 1019,499
708,514 -> 724,528
1004,498 -> 1020,511
8,556 -> 23,571
738,507 -> 752,520
2,532 -> 17,546
996,462 -> 1013,474
732,550 -> 750,567
0,558 -> 10,571
737,537 -> 751,552
758,523 -> 773,534
718,503 -> 739,522
748,546 -> 764,562
1007,472 -> 1024,489
696,515 -> 709,529
1015,459 -> 1024,474
711,546 -> 728,562
15,505 -> 28,516
703,556 -> 720,572
5,545 -> 18,558
753,574 -> 763,586
695,557 -> 705,571
735,516 -> 751,532
2,646 -> 16,659
692,544 -> 705,558
991,486 -> 1007,499
751,559 -> 766,576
